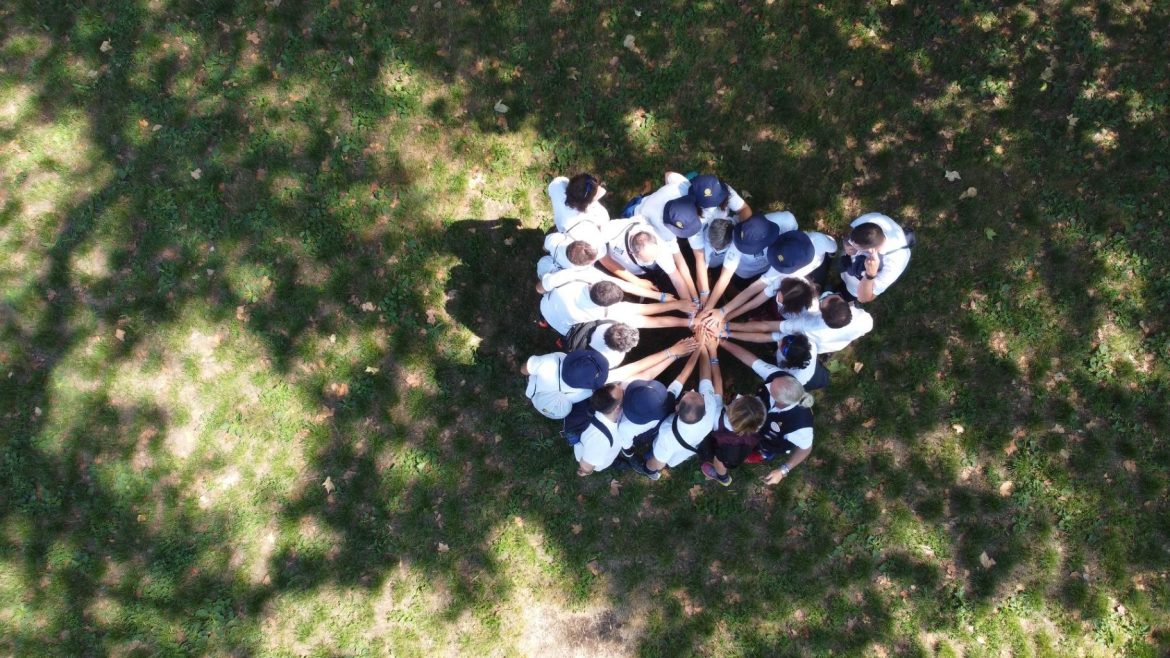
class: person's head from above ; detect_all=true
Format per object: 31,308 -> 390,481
732,214 -> 781,256
591,382 -> 624,415
566,240 -> 599,267
768,373 -> 815,408
777,333 -> 812,370
848,221 -> 886,253
677,390 -> 706,424
561,348 -> 610,390
629,229 -> 660,262
588,281 -> 623,307
565,173 -> 606,211
688,174 -> 730,214
706,218 -> 734,251
819,294 -> 852,328
776,276 -> 816,316
622,380 -> 672,424
603,322 -> 640,353
766,230 -> 815,274
726,395 -> 766,434
663,197 -> 702,238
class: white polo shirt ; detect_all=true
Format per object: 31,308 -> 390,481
840,213 -> 911,297
538,276 -> 643,335
760,231 -> 838,295
524,352 -> 591,419
603,216 -> 678,276
751,338 -> 817,387
778,305 -> 874,353
651,379 -> 721,467
615,381 -> 683,444
587,321 -> 627,366
634,173 -> 691,249
548,177 -> 610,234
574,412 -> 630,472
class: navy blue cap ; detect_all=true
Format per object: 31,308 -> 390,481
688,174 -> 728,209
622,380 -> 672,424
662,197 -> 702,238
732,214 -> 781,255
561,349 -> 609,390
766,230 -> 815,274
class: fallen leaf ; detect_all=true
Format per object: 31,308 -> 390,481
1122,459 -> 1137,473
34,406 -> 42,417
329,334 -> 337,344
437,542 -> 449,553
503,237 -> 514,246
853,361 -> 864,373
236,305 -> 249,321
1004,439 -> 1018,455
364,366 -> 379,374
609,479 -> 621,496
945,170 -> 961,182
742,144 -> 752,152
998,481 -> 1014,497
979,551 -> 996,569
862,418 -> 876,428
360,301 -> 376,312
323,476 -> 335,493
587,560 -> 602,576
688,484 -> 702,501
190,168 -> 202,180
985,227 -> 997,240
623,34 -> 636,51
425,309 -> 437,325
1066,114 -> 1079,128
114,328 -> 126,342
571,524 -> 582,535
100,40 -> 113,53
959,186 -> 977,199
952,423 -> 965,434
634,9 -> 642,17
246,31 -> 261,44
493,100 -> 509,114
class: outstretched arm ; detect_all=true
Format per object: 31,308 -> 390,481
762,447 -> 812,484
607,337 -> 698,382
701,264 -> 736,315
673,349 -> 701,388
718,339 -> 763,370
671,252 -> 698,303
726,330 -> 778,343
719,280 -> 770,321
598,254 -> 652,287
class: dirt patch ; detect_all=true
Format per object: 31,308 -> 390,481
517,599 -> 646,658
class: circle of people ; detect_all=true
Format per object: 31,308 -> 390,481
522,172 -> 912,486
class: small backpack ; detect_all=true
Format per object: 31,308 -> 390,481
563,320 -> 611,353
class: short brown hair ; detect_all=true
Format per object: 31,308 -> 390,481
726,396 -> 765,434
566,240 -> 598,266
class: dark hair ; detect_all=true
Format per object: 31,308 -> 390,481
678,393 -> 705,424
820,295 -> 852,328
591,382 -> 623,414
778,333 -> 812,370
707,218 -> 734,250
588,281 -> 623,307
566,240 -> 598,266
850,222 -> 886,249
629,230 -> 658,258
565,173 -> 600,212
603,323 -> 640,352
778,277 -> 816,316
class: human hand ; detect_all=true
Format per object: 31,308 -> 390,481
762,468 -> 786,485
843,238 -> 858,257
864,253 -> 880,277
671,336 -> 699,356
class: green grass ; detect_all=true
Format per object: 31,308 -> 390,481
1,0 -> 1168,655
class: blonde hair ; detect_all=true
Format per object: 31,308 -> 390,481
726,396 -> 766,434
770,376 -> 815,408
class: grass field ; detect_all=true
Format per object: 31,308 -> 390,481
1,1 -> 1168,655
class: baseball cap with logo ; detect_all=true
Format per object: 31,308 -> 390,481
622,380 -> 672,424
561,348 -> 610,390
766,230 -> 815,274
688,174 -> 729,209
662,197 -> 702,238
732,214 -> 781,255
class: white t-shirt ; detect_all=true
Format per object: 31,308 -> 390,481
548,177 -> 610,234
540,230 -> 603,274
587,321 -> 626,366
635,173 -> 690,248
525,353 -> 591,419
616,381 -> 682,444
840,213 -> 911,297
760,231 -> 838,295
651,380 -> 721,467
778,305 -> 873,353
718,211 -> 798,278
538,277 -> 644,335
574,412 -> 630,472
603,216 -> 678,276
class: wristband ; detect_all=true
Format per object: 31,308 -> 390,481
721,323 -> 730,338
659,292 -> 667,302
780,464 -> 791,476
863,273 -> 876,280
699,290 -> 710,297
709,358 -> 719,365
691,296 -> 700,304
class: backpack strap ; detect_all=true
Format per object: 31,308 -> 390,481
588,416 -> 614,447
671,416 -> 699,453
